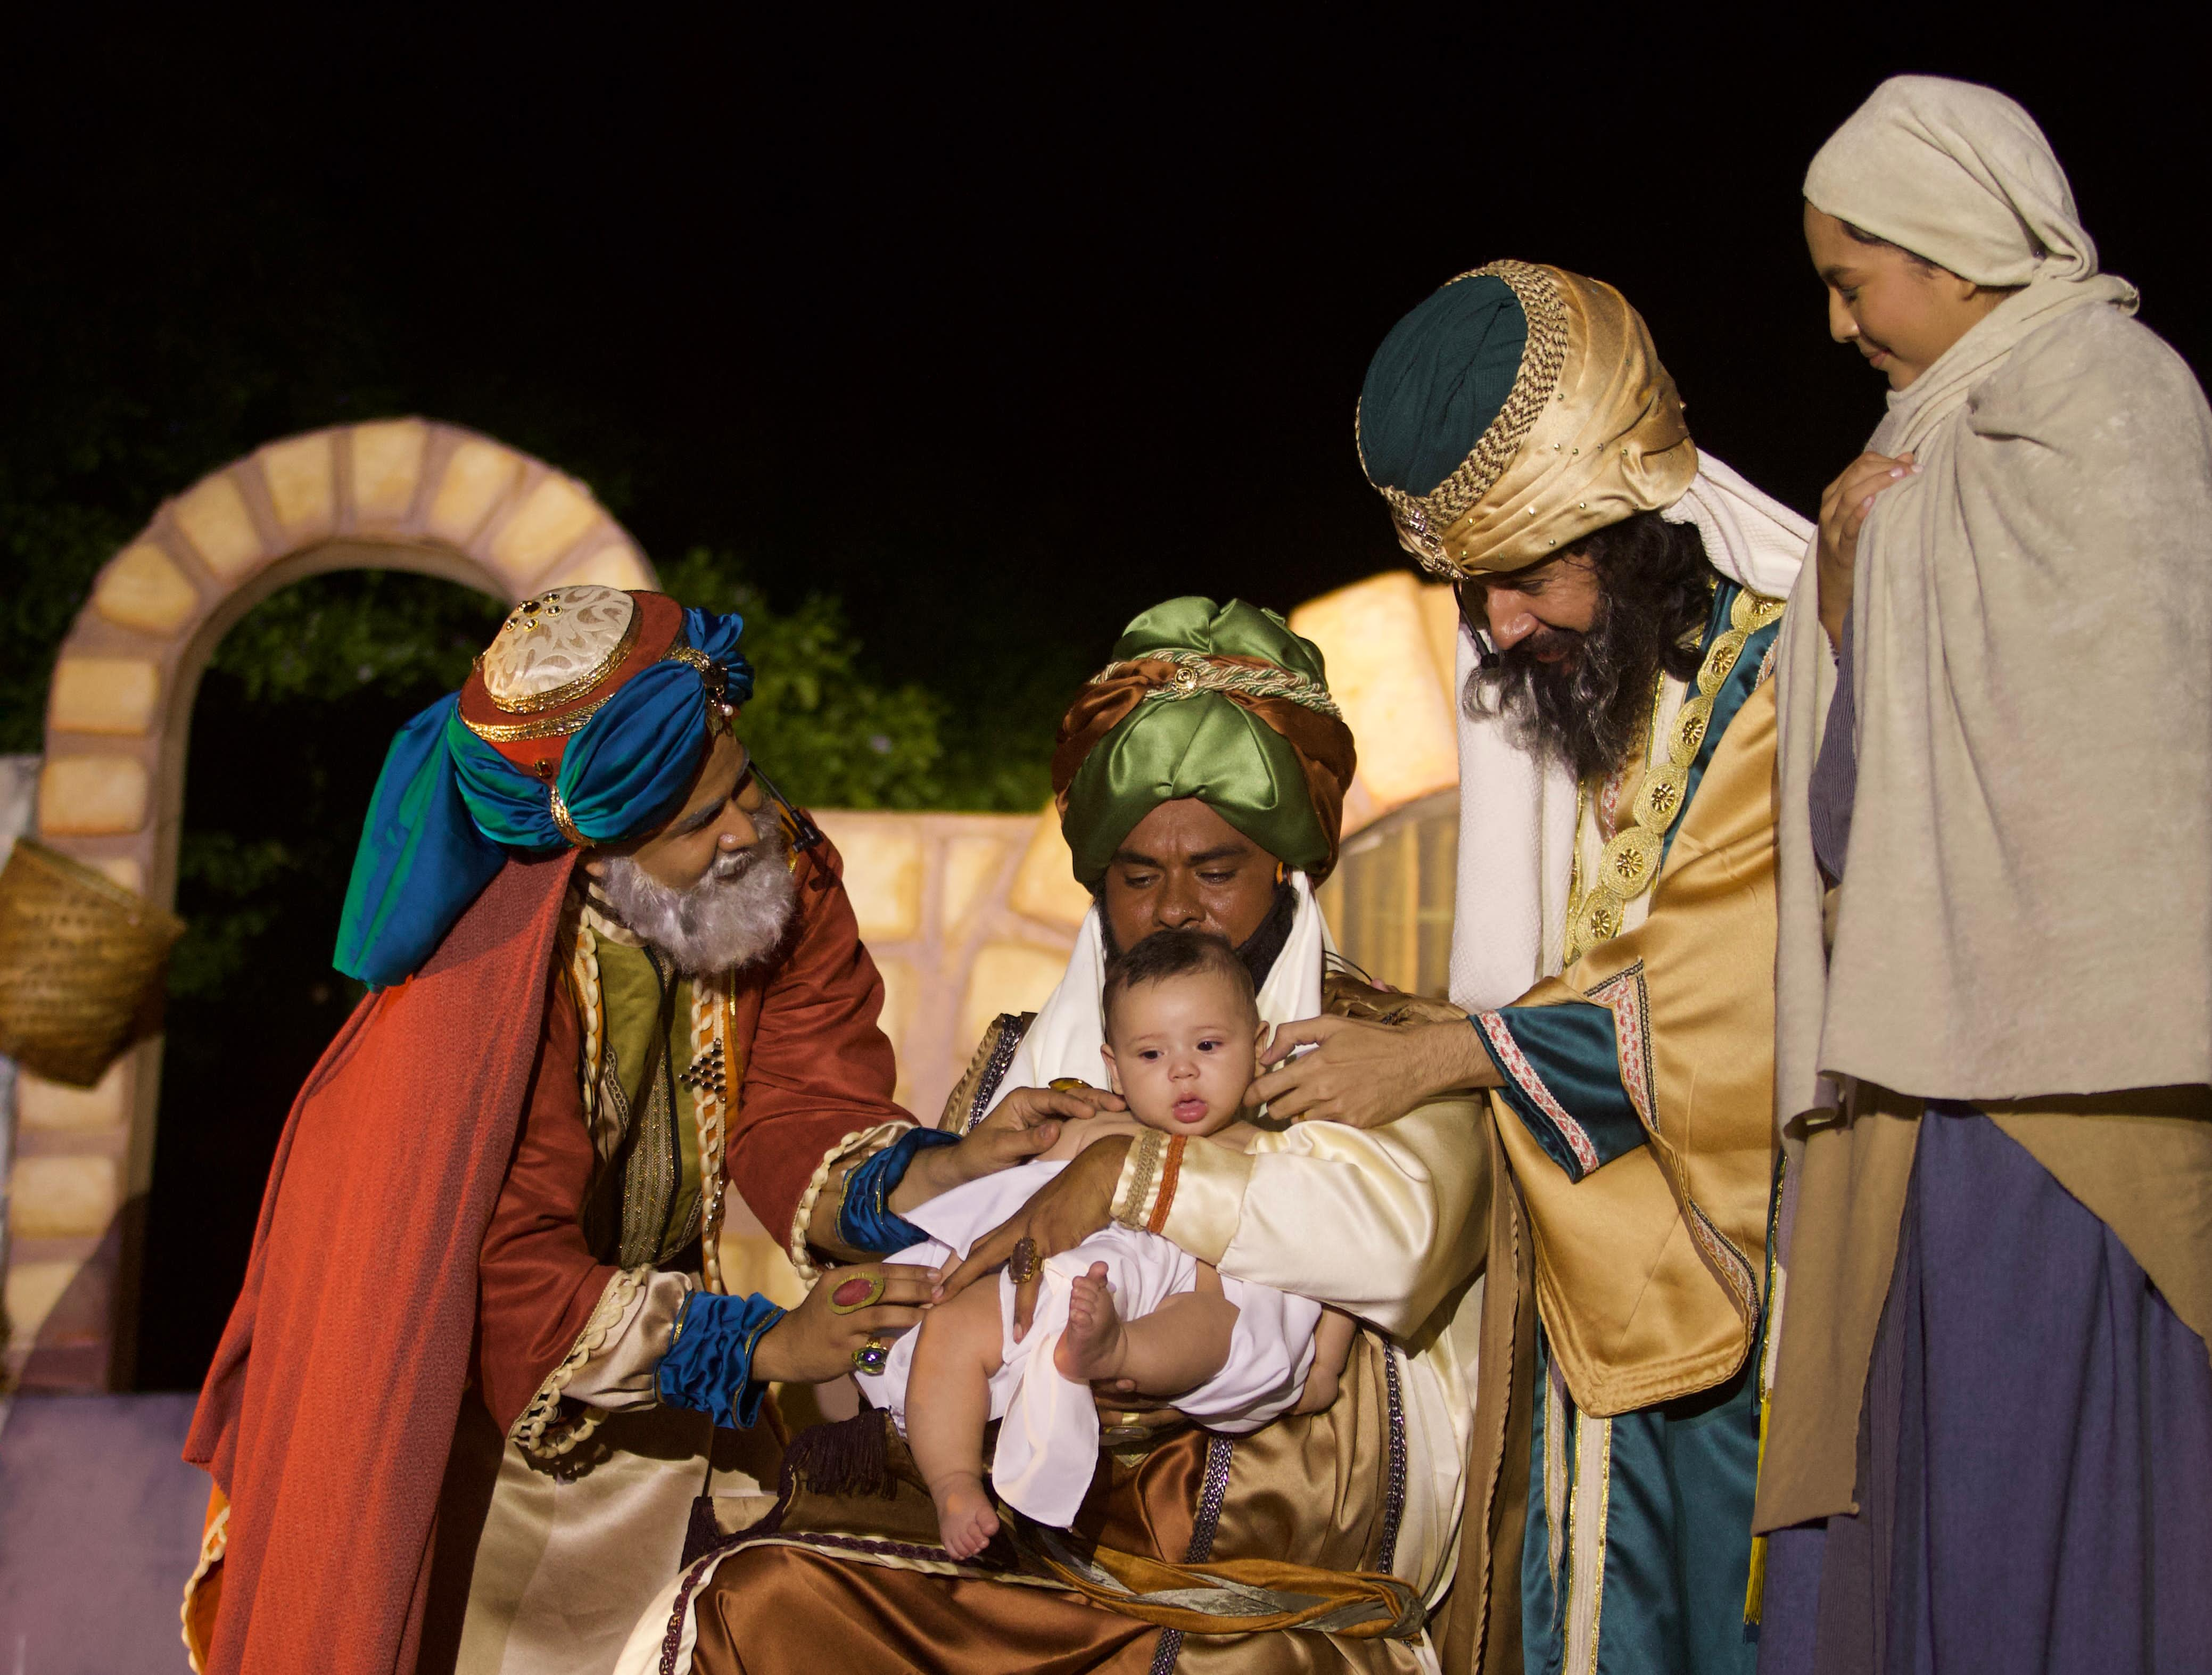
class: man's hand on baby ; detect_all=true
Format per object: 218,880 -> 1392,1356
934,1134 -> 1132,1337
896,1083 -> 1128,1210
752,1263 -> 939,1385
964,1083 -> 1126,1175
1057,1112 -> 1146,1156
1247,1014 -> 1499,1129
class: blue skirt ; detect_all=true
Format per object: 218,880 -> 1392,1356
1759,1107 -> 2212,1674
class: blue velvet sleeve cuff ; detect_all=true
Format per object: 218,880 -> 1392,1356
656,1290 -> 786,1429
1472,1002 -> 1647,1183
838,1125 -> 961,1253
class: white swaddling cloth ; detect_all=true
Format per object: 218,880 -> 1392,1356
854,1158 -> 1323,1528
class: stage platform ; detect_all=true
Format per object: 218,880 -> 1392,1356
0,1393 -> 204,1674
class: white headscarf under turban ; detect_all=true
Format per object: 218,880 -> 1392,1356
1804,75 -> 2093,286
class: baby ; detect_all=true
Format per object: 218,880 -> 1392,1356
853,928 -> 1355,1558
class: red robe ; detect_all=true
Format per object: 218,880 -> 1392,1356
184,837 -> 907,1675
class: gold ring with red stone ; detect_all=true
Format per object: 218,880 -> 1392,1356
828,1272 -> 887,1315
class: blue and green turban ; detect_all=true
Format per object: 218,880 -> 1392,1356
1051,598 -> 1356,887
334,587 -> 753,988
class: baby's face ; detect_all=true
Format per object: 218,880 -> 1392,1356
1100,970 -> 1262,1138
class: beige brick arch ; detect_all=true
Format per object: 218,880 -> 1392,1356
6,453 -> 1472,1396
9,420 -> 655,1390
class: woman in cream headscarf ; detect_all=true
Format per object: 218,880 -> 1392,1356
1757,76 -> 2212,1673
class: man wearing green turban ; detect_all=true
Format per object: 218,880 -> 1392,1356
649,599 -> 1497,1674
1053,595 -> 1351,942
1252,262 -> 1815,1674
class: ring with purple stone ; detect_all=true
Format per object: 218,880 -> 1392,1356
828,1272 -> 886,1315
851,1335 -> 889,1376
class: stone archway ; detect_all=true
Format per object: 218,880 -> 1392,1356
6,420 -> 655,1390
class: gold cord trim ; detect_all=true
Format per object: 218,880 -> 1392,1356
1115,1129 -> 1169,1227
548,785 -> 587,846
663,645 -> 712,675
1358,260 -> 1571,577
569,911 -> 608,1152
461,644 -> 722,747
179,1501 -> 231,1672
463,693 -> 614,743
1562,589 -> 1785,964
1090,650 -> 1344,720
788,1123 -> 912,1282
690,974 -> 734,1294
509,1265 -> 650,1460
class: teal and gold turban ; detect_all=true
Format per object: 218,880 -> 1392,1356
1357,261 -> 1698,577
1051,598 -> 1356,887
335,587 -> 753,988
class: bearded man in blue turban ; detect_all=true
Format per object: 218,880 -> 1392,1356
180,585 -> 1082,1675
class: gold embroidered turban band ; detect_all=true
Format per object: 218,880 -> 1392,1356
1356,261 -> 1699,579
1052,598 -> 1356,887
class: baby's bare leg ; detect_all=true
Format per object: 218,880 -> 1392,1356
1055,1261 -> 1239,1396
904,1280 -> 1006,1558
1292,1306 -> 1359,1414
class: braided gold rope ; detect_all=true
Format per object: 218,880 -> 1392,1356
547,785 -> 588,846
690,975 -> 731,1295
463,693 -> 615,744
662,645 -> 713,675
1356,260 -> 1571,578
1089,651 -> 1343,720
572,920 -> 604,1130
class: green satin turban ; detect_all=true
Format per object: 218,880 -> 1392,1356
1051,598 -> 1357,888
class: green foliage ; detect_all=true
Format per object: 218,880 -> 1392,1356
208,568 -> 506,705
164,832 -> 299,1003
656,549 -> 951,810
652,548 -> 1060,811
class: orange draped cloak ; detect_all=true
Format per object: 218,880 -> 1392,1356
184,836 -> 909,1674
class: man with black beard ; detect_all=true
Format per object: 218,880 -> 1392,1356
1457,507 -> 1719,783
1251,263 -> 1813,1673
183,586 -> 1084,1675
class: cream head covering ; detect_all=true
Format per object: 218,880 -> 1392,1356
1805,76 -> 2093,286
1356,261 -> 1699,577
1772,77 -> 2203,1113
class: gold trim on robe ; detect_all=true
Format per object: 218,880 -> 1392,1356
1503,678 -> 1781,1418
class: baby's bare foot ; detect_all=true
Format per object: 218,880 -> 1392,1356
1054,1261 -> 1126,1382
930,1473 -> 1001,1560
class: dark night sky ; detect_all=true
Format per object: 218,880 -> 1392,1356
5,15 -> 2206,1389
4,16 -> 2204,703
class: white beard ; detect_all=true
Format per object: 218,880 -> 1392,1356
592,826 -> 800,976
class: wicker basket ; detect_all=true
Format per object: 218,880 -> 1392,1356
0,839 -> 185,1087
